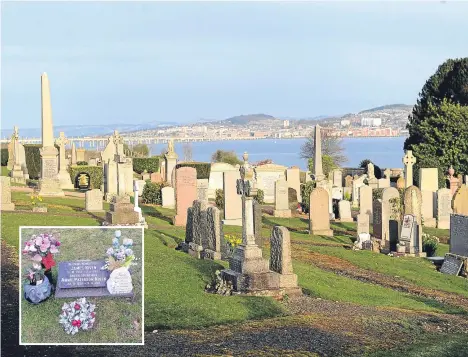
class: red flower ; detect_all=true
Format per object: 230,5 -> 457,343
91,312 -> 95,318
76,320 -> 81,327
56,242 -> 61,246
72,320 -> 78,326
74,303 -> 81,310
41,252 -> 56,270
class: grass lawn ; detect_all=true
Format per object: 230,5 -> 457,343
20,227 -> 143,343
2,166 -> 10,176
2,189 -> 467,354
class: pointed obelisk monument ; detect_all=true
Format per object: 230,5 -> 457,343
312,124 -> 327,187
38,73 -> 64,196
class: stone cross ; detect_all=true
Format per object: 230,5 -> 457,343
384,168 -> 391,178
403,150 -> 416,188
312,125 -> 325,182
55,132 -> 69,171
12,126 -> 19,165
113,130 -> 123,156
236,152 -> 258,246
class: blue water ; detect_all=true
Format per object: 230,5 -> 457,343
148,137 -> 406,170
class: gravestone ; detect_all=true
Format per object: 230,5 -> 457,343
352,175 -> 367,207
55,260 -> 133,298
55,131 -> 73,189
399,214 -> 417,253
189,200 -> 208,258
253,199 -> 263,248
309,188 -> 333,236
357,213 -> 369,235
106,195 -> 140,224
274,179 -> 291,218
71,142 -> 77,165
107,267 -> 133,295
373,199 -> 383,239
338,200 -> 353,222
382,187 -> 401,251
254,164 -> 287,203
162,186 -> 175,208
207,162 -> 237,199
150,172 -> 163,183
440,254 -> 464,276
449,214 -> 468,257
332,169 -> 343,188
419,168 -> 439,193
222,170 -> 242,226
85,189 -> 104,212
396,176 -> 405,189
453,185 -> 468,215
204,206 -> 222,260
286,166 -> 302,202
368,177 -> 379,190
345,175 -> 353,188
332,187 -> 343,200
164,139 -> 178,185
403,186 -> 423,255
437,188 -> 452,229
359,185 -> 373,220
421,190 -> 436,227
141,170 -> 150,181
76,148 -> 86,162
185,207 -> 194,244
88,158 -> 97,167
173,167 -> 197,226
1,177 -> 15,211
269,226 -> 300,292
311,125 -> 325,182
197,179 -> 209,201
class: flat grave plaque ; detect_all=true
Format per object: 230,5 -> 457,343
55,260 -> 133,299
440,254 -> 464,276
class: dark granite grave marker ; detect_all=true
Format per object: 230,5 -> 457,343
55,260 -> 133,298
440,254 -> 464,276
75,172 -> 91,190
450,214 -> 468,257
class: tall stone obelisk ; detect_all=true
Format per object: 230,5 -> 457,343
312,125 -> 326,184
38,73 -> 64,196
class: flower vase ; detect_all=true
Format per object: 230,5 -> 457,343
24,276 -> 52,304
41,263 -> 54,286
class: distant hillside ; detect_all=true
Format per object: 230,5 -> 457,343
224,114 -> 279,125
359,104 -> 412,114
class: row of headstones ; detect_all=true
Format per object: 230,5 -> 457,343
182,199 -> 297,287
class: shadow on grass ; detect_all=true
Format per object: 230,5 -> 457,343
262,216 -> 308,234
142,205 -> 173,225
408,295 -> 468,315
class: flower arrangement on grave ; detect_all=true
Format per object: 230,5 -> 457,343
23,264 -> 46,285
59,298 -> 96,335
225,234 -> 242,248
23,263 -> 52,304
30,192 -> 46,208
101,230 -> 136,271
22,233 -> 61,273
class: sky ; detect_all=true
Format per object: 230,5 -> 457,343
1,1 -> 468,130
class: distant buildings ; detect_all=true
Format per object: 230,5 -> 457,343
361,117 -> 382,127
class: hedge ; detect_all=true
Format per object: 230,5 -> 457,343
141,181 -> 169,205
69,166 -> 103,189
133,157 -> 160,174
24,145 -> 42,179
1,148 -> 8,166
300,181 -> 316,214
175,162 -> 211,179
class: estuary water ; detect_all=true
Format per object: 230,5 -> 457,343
149,136 -> 407,170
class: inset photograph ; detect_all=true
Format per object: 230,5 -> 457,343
19,226 -> 143,345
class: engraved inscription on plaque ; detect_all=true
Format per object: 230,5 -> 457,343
43,158 -> 57,178
58,261 -> 109,289
440,254 -> 464,276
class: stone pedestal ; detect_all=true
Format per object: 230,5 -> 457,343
105,196 -> 139,224
58,170 -> 74,189
165,153 -> 178,185
39,146 -> 64,197
274,209 -> 291,218
10,164 -> 26,183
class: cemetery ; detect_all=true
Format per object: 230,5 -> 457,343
2,73 -> 468,354
19,227 -> 143,344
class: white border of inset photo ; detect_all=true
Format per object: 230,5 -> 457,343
18,226 -> 145,346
